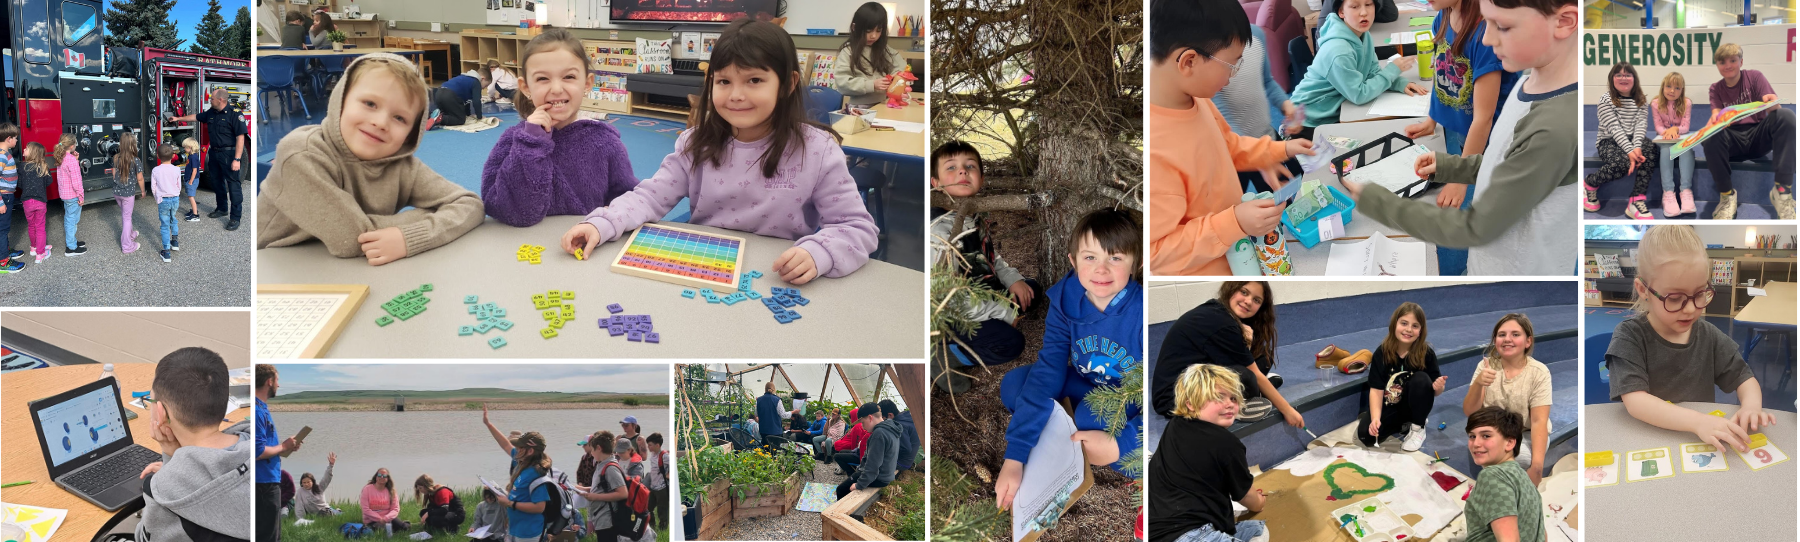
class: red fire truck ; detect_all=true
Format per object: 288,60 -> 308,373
3,0 -> 250,202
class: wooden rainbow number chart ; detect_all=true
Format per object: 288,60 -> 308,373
610,223 -> 746,291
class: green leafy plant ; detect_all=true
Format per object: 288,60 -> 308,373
929,455 -> 1007,542
325,30 -> 347,44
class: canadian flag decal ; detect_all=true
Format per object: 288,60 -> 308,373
63,49 -> 84,68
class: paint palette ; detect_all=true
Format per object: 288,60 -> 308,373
1331,497 -> 1416,542
609,223 -> 746,290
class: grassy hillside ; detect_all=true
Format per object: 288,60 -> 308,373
269,388 -> 669,406
278,487 -> 670,542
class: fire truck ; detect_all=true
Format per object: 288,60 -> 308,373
2,0 -> 251,202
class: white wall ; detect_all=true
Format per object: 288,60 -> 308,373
1694,224 -> 1797,248
1148,280 -> 1497,324
713,363 -> 908,411
1582,25 -> 1797,107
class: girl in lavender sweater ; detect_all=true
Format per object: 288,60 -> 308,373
561,19 -> 879,284
481,29 -> 640,227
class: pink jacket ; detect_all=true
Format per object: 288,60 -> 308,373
1652,99 -> 1692,136
55,153 -> 80,201
360,484 -> 400,524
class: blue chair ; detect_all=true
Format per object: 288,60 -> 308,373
1584,332 -> 1614,405
257,45 -> 280,50
258,56 -> 311,124
804,85 -> 887,258
804,86 -> 844,125
312,56 -> 348,97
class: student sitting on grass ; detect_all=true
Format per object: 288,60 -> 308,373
930,140 -> 1042,381
468,489 -> 509,541
1359,302 -> 1448,452
361,468 -> 410,536
1609,224 -> 1772,453
415,474 -> 467,534
296,452 -> 342,517
1701,43 -> 1795,220
1342,0 -> 1579,276
258,54 -> 485,266
135,347 -> 253,542
1464,406 -> 1546,542
1290,0 -> 1428,135
1148,364 -> 1266,542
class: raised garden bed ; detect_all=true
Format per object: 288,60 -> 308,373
731,472 -> 804,520
695,477 -> 733,540
822,486 -> 891,541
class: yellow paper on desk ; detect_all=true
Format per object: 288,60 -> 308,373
829,112 -> 870,135
3,503 -> 67,542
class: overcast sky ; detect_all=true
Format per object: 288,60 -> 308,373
271,364 -> 670,394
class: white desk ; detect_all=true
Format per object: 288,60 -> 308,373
1287,117 -> 1444,275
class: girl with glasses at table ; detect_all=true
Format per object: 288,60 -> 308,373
1606,224 -> 1772,456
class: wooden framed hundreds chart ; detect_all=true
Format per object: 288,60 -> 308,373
255,284 -> 369,359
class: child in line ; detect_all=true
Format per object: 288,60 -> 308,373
644,434 -> 669,531
832,2 -> 907,108
1147,364 -> 1266,542
481,29 -> 639,227
1652,72 -> 1696,217
18,142 -> 49,262
1583,62 -> 1659,219
1359,302 -> 1447,452
573,431 -> 628,541
0,123 -> 22,273
258,54 -> 485,266
360,468 -> 409,536
929,141 -> 1041,381
561,20 -> 878,285
1463,407 -> 1546,542
153,145 -> 184,262
135,347 -> 254,542
993,209 -> 1142,510
468,488 -> 508,541
1702,43 -> 1795,219
1608,224 -> 1772,453
1147,0 -> 1315,276
1290,0 -> 1428,134
110,132 -> 143,254
1464,313 -> 1551,485
53,133 -> 85,256
181,138 -> 203,222
295,452 -> 341,517
1342,0 -> 1579,276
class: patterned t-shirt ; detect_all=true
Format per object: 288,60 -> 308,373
1463,460 -> 1544,542
0,151 -> 17,193
1427,14 -> 1518,140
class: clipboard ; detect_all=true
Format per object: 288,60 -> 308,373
1015,463 -> 1094,542
280,426 -> 313,457
1012,402 -> 1097,542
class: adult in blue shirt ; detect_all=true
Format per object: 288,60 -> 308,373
168,89 -> 248,230
435,73 -> 486,127
254,365 -> 302,542
755,382 -> 796,449
482,404 -> 551,542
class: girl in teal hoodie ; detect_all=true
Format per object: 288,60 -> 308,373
1290,0 -> 1427,132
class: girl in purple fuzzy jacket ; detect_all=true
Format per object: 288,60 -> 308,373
561,20 -> 878,285
480,29 -> 640,227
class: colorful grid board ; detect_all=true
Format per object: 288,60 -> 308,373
610,224 -> 745,290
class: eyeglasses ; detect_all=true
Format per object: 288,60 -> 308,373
1641,282 -> 1714,312
1205,53 -> 1242,77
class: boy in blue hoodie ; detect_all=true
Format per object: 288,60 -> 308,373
992,209 -> 1144,511
1290,0 -> 1428,133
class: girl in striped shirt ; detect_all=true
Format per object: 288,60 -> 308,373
1584,62 -> 1659,219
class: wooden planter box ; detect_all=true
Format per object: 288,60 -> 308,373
730,472 -> 803,520
694,478 -> 732,541
821,487 -> 892,541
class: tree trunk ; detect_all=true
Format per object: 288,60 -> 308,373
1026,0 -> 1129,280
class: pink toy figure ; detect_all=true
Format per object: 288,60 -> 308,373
885,66 -> 917,108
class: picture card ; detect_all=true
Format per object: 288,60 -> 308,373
1736,433 -> 1790,472
1625,447 -> 1675,483
1679,443 -> 1729,473
1582,451 -> 1619,488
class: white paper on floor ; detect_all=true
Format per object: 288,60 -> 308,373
1270,446 -> 1463,540
1325,232 -> 1428,276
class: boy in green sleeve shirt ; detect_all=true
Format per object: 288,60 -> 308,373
1464,406 -> 1544,542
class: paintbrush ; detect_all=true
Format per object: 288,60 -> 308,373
1304,426 -> 1321,441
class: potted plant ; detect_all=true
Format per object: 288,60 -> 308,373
326,30 -> 347,52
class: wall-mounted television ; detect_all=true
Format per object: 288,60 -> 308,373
611,0 -> 779,23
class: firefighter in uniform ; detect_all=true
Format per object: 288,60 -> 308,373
169,89 -> 246,230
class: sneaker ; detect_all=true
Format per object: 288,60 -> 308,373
1267,372 -> 1283,389
158,250 -> 170,263
1238,397 -> 1275,423
207,209 -> 226,219
0,260 -> 23,273
1680,189 -> 1697,215
33,250 -> 46,264
1625,195 -> 1653,219
225,220 -> 239,231
1714,190 -> 1738,220
185,211 -> 199,222
1582,175 -> 1601,212
1662,191 -> 1681,217
1401,422 -> 1427,452
171,235 -> 179,251
1772,186 -> 1796,220
63,245 -> 87,257
6,250 -> 23,261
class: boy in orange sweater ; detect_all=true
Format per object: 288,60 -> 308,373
1148,0 -> 1315,276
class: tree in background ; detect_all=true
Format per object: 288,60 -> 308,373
188,0 -> 230,57
226,6 -> 251,59
105,0 -> 183,51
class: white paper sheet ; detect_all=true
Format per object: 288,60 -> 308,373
869,119 -> 926,133
1387,32 -> 1417,44
1747,287 -> 1768,296
1012,405 -> 1084,542
1325,232 -> 1429,276
2,503 -> 67,542
1364,92 -> 1431,118
1344,144 -> 1431,193
467,525 -> 491,539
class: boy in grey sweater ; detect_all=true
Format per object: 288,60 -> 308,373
135,347 -> 253,542
468,489 -> 508,541
836,403 -> 902,499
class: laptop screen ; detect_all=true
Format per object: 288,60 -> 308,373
39,382 -> 130,468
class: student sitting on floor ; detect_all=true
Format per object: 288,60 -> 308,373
1290,0 -> 1428,136
1583,62 -> 1659,219
1147,363 -> 1267,542
136,347 -> 254,542
258,54 -> 485,266
1651,72 -> 1697,217
1464,406 -> 1546,542
1609,224 -> 1772,453
1147,0 -> 1314,276
1155,281 -> 1301,428
1341,0 -> 1579,276
1358,302 -> 1447,452
481,29 -> 640,227
1700,43 -> 1796,220
837,402 -> 902,500
1463,313 -> 1552,485
562,20 -> 877,285
930,140 -> 1042,380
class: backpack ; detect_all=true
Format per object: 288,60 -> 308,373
525,466 -> 578,539
598,462 -> 650,540
426,486 -> 468,528
339,523 -> 373,539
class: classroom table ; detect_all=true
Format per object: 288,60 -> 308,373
1339,12 -> 1436,123
839,92 -> 925,163
255,47 -> 426,59
255,219 -> 926,359
1286,117 -> 1443,274
0,364 -> 245,542
1584,402 -> 1796,540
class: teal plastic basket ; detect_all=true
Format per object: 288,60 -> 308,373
1281,185 -> 1357,248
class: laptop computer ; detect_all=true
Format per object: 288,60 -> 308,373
28,376 -> 163,511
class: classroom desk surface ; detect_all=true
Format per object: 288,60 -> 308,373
1340,12 -> 1436,124
1286,117 -> 1443,275
255,219 -> 926,359
840,93 -> 924,161
1736,281 -> 1796,327
255,48 -> 425,58
1584,402 -> 1796,541
1,365 -> 245,542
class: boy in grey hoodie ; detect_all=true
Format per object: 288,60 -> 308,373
836,403 -> 902,499
136,347 -> 253,542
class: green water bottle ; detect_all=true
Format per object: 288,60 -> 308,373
1414,31 -> 1434,80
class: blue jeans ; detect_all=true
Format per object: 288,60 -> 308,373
1174,520 -> 1267,542
1435,130 -> 1472,276
1660,147 -> 1695,192
61,198 -> 80,250
0,192 -> 14,257
158,197 -> 179,249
